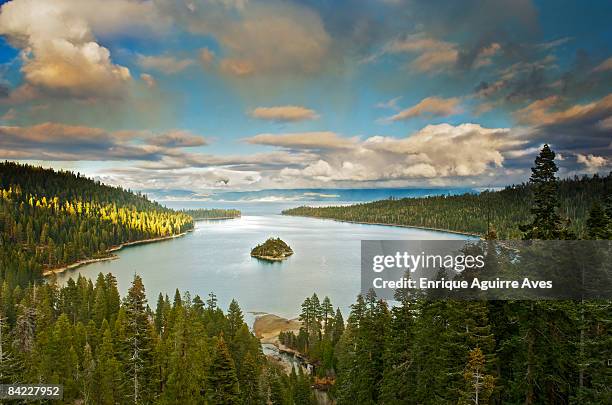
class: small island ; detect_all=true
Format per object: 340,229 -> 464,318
251,237 -> 294,261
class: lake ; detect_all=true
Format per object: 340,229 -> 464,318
54,201 -> 473,321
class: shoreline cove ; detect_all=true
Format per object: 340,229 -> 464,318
193,216 -> 241,221
283,215 -> 482,238
42,229 -> 193,276
48,213 -> 472,324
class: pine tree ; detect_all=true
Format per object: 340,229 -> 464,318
335,295 -> 366,403
336,291 -> 389,404
239,351 -> 262,404
380,297 -> 417,404
206,292 -> 218,310
458,347 -> 495,405
163,305 -> 202,404
192,294 -> 205,314
519,144 -> 572,239
82,343 -> 96,404
310,293 -> 322,342
93,272 -> 108,326
1,281 -> 15,325
577,197 -> 612,402
227,299 -> 244,340
207,335 -> 241,404
293,367 -> 314,404
173,288 -> 182,308
332,307 -> 344,345
155,293 -> 165,334
268,369 -> 285,405
299,297 -> 313,350
0,312 -> 15,383
321,296 -> 334,337
96,320 -> 123,404
51,314 -> 79,399
299,294 -> 323,353
123,274 -> 154,404
104,273 -> 121,323
586,201 -> 610,239
509,145 -> 582,403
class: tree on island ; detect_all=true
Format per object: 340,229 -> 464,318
251,237 -> 293,260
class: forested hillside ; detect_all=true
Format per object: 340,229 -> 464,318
182,208 -> 241,220
283,173 -> 612,238
1,147 -> 610,404
0,162 -> 317,404
0,162 -> 193,287
282,146 -> 612,404
0,273 -> 314,403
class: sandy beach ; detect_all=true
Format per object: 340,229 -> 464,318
253,313 -> 302,344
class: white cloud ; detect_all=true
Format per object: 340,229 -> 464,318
593,57 -> 612,73
159,0 -> 331,76
148,130 -> 207,148
100,166 -> 262,192
62,0 -> 169,36
514,94 -> 612,126
384,34 -> 458,72
597,116 -> 612,130
21,121 -> 539,191
576,154 -> 609,173
199,47 -> 215,65
474,43 -> 501,68
249,123 -> 526,186
249,106 -> 319,122
0,0 -> 151,99
245,132 -> 357,150
362,123 -> 521,177
140,73 -> 157,88
376,96 -> 402,111
387,97 -> 461,121
219,59 -> 255,76
0,122 -> 208,161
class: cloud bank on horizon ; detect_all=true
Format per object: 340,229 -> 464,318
0,0 -> 610,196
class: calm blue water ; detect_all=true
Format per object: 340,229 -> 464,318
54,202 -> 472,321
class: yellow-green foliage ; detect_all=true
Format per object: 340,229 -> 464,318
0,161 -> 193,286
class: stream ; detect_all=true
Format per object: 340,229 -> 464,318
262,343 -> 333,404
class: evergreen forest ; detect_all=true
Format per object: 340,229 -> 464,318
0,145 -> 611,404
0,161 -> 193,288
280,145 -> 612,404
181,209 -> 241,220
0,272 -> 315,404
283,168 -> 612,239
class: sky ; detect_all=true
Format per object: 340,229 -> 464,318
0,0 -> 610,198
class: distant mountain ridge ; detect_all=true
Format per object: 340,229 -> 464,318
143,187 -> 479,203
283,173 -> 612,239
